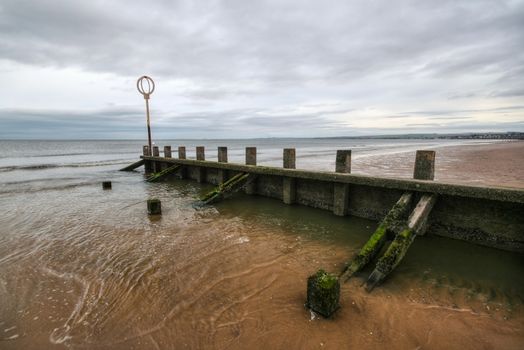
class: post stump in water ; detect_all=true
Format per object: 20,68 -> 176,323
147,198 -> 162,215
306,269 -> 340,318
102,181 -> 112,190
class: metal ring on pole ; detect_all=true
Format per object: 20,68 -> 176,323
137,76 -> 155,99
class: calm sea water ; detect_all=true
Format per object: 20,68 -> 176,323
0,139 -> 522,349
0,138 -> 497,194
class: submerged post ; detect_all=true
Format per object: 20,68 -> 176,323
102,181 -> 112,190
333,150 -> 351,216
164,146 -> 172,158
147,198 -> 162,215
178,146 -> 186,159
413,150 -> 435,180
196,146 -> 206,183
306,269 -> 340,318
245,147 -> 257,194
217,147 -> 228,183
283,148 -> 296,205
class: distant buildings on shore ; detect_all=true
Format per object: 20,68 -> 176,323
328,132 -> 523,140
438,132 -> 523,140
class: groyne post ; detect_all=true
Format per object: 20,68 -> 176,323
283,148 -> 296,204
144,145 -> 153,174
164,146 -> 172,158
196,146 -> 205,161
152,146 -> 161,172
196,146 -> 206,183
178,146 -> 187,159
178,146 -> 187,179
217,147 -> 228,183
245,147 -> 257,194
147,198 -> 162,215
333,150 -> 351,216
414,150 -> 435,180
306,269 -> 340,318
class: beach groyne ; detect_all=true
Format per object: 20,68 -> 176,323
132,145 -> 524,253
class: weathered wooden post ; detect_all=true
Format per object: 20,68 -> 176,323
153,146 -> 160,157
178,146 -> 187,179
102,181 -> 112,190
217,147 -> 228,183
178,146 -> 186,159
196,146 -> 206,183
218,146 -> 228,163
152,146 -> 161,172
245,147 -> 257,194
147,198 -> 162,215
143,145 -> 153,174
413,150 -> 435,180
335,150 -> 352,173
333,150 -> 351,216
306,269 -> 340,318
196,146 -> 205,160
245,147 -> 257,165
164,146 -> 172,158
283,148 -> 296,205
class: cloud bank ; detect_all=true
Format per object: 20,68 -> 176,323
0,0 -> 523,138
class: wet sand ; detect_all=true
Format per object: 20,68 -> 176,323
353,140 -> 524,188
1,140 -> 523,349
2,215 -> 523,350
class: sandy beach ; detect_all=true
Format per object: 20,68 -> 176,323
352,140 -> 524,188
0,139 -> 523,349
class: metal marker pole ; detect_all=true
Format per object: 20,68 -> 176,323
145,96 -> 152,156
137,76 -> 156,157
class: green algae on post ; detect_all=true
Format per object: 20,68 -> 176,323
341,192 -> 413,281
306,269 -> 340,318
147,198 -> 162,215
146,164 -> 181,182
366,194 -> 437,291
200,173 -> 256,205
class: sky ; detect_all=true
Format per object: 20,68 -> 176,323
0,0 -> 523,139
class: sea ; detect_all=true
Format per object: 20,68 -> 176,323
0,139 -> 522,349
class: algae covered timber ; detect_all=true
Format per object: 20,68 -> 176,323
340,192 -> 413,281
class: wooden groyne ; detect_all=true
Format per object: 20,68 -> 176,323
122,145 -> 524,255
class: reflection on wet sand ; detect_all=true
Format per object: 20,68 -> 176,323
1,174 -> 523,349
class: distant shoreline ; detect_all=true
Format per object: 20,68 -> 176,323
0,132 -> 523,141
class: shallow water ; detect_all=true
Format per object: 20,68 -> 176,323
0,140 -> 523,349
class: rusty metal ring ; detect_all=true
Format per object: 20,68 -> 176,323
137,76 -> 155,97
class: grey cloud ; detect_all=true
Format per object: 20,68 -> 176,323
490,88 -> 524,98
1,103 -> 522,140
0,1 -> 523,138
1,0 -> 523,84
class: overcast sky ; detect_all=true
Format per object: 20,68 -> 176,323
0,0 -> 523,139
